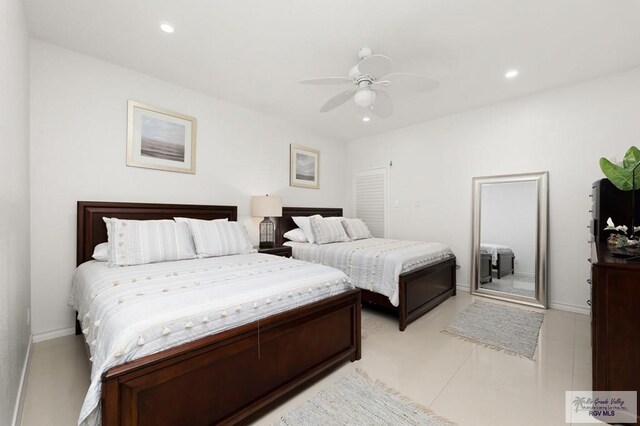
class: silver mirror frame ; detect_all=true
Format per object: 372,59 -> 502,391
470,171 -> 548,308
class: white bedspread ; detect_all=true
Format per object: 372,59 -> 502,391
69,254 -> 353,426
480,243 -> 514,266
284,238 -> 453,307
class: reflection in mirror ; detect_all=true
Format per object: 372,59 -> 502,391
471,172 -> 548,308
479,181 -> 537,298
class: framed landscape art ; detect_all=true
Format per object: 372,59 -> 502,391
290,144 -> 320,189
127,100 -> 197,174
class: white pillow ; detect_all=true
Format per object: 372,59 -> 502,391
292,215 -> 322,244
92,242 -> 109,262
176,218 -> 253,258
342,218 -> 373,240
174,217 -> 228,222
310,216 -> 351,244
103,218 -> 197,267
283,228 -> 308,243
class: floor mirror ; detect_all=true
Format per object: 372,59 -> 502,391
470,171 -> 548,308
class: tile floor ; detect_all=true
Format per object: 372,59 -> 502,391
20,292 -> 593,425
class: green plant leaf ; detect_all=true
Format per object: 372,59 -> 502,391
600,157 -> 633,190
623,145 -> 640,169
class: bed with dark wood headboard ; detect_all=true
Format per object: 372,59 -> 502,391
276,206 -> 456,331
76,201 -> 361,426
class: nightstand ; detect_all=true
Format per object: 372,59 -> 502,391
256,245 -> 292,258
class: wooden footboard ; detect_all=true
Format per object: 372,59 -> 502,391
480,253 -> 492,283
101,289 -> 361,426
361,256 -> 457,331
495,252 -> 515,279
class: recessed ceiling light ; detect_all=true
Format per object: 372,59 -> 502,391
362,116 -> 371,122
505,69 -> 519,79
160,22 -> 175,33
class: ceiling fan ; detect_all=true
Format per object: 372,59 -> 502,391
299,47 -> 439,119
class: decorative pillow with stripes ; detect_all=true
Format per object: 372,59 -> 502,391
283,227 -> 308,243
175,218 -> 253,258
309,216 -> 351,244
341,218 -> 373,240
103,218 -> 197,267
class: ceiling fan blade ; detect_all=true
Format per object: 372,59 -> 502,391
358,54 -> 393,78
369,90 -> 393,118
299,77 -> 352,85
382,73 -> 439,92
320,90 -> 355,113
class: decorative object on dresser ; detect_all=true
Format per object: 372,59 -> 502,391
257,245 -> 292,258
126,100 -> 197,174
591,179 -> 640,248
290,144 -> 320,189
75,201 -> 361,426
251,194 -> 282,248
276,207 -> 457,331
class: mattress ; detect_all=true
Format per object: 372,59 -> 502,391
69,253 -> 353,426
284,238 -> 453,307
480,243 -> 514,266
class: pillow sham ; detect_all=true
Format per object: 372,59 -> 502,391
341,218 -> 373,240
283,227 -> 308,243
103,218 -> 197,267
92,242 -> 109,262
174,217 -> 228,222
292,215 -> 322,244
310,216 -> 351,244
175,218 -> 253,258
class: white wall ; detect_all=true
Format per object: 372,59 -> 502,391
481,181 -> 537,275
0,0 -> 31,423
29,40 -> 348,337
347,67 -> 640,313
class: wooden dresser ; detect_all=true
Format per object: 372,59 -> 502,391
589,179 -> 639,422
590,242 -> 640,420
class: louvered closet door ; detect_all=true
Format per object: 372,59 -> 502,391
353,167 -> 388,238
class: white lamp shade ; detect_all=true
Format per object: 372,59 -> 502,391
251,195 -> 282,217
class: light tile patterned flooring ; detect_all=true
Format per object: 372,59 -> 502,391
21,292 -> 592,425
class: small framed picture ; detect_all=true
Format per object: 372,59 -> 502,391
127,100 -> 197,174
290,144 -> 320,189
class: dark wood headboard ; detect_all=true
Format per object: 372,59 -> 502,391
77,201 -> 237,266
275,207 -> 343,246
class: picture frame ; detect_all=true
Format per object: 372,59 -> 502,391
290,144 -> 320,189
127,100 -> 197,174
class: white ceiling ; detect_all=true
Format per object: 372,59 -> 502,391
25,0 -> 640,141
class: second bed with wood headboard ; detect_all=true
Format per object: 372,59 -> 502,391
276,207 -> 457,331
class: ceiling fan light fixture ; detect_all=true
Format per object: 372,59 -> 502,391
354,88 -> 376,108
362,116 -> 371,122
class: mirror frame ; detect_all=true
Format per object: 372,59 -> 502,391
470,171 -> 549,308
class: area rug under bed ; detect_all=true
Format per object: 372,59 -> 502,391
442,300 -> 544,359
275,369 -> 454,425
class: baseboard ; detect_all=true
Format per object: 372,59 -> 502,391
11,336 -> 32,426
32,326 -> 75,343
456,282 -> 590,316
456,283 -> 470,293
549,301 -> 590,316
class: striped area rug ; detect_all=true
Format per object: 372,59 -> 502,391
442,300 -> 544,359
275,369 -> 454,425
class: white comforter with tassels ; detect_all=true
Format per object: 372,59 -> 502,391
69,253 -> 353,426
284,238 -> 454,307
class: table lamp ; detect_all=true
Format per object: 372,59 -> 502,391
251,195 -> 282,248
